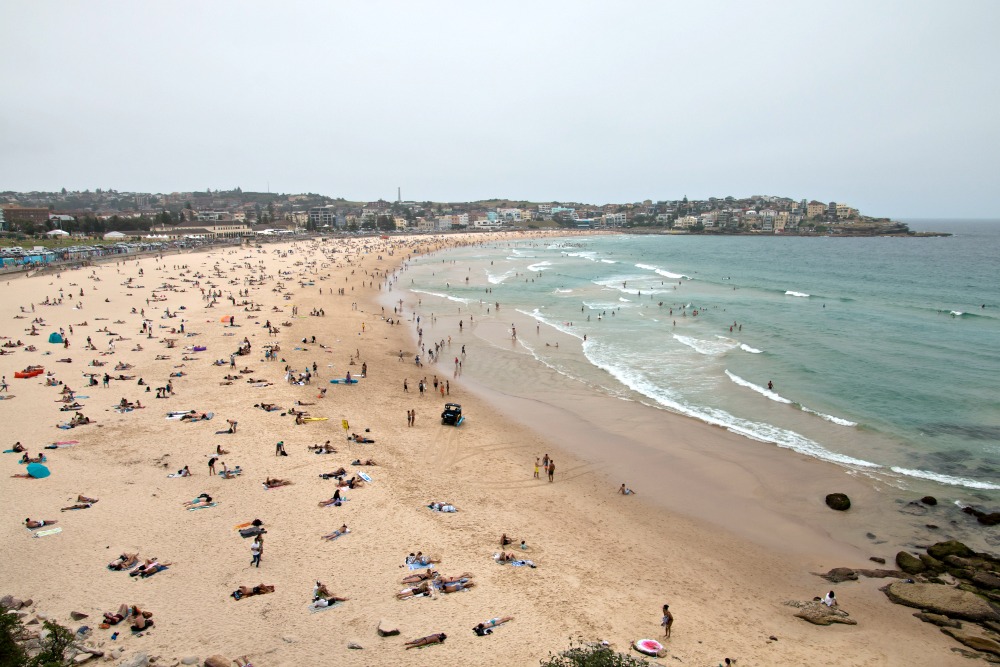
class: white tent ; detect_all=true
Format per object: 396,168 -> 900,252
103,231 -> 127,240
45,229 -> 70,237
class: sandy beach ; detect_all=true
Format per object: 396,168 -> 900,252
0,232 -> 975,666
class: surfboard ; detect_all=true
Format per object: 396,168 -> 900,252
303,417 -> 328,422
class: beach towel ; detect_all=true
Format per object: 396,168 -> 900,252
187,503 -> 218,510
308,601 -> 342,613
510,560 -> 536,568
303,417 -> 328,422
32,527 -> 62,538
220,468 -> 242,479
167,473 -> 191,478
0,395 -> 16,400
358,471 -> 372,483
57,424 -> 74,430
408,562 -> 434,570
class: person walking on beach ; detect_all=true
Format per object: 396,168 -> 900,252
251,535 -> 263,568
661,604 -> 673,637
208,457 -> 217,476
547,460 -> 555,482
534,458 -> 540,479
0,376 -> 7,392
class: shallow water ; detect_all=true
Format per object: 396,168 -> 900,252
397,221 -> 1000,506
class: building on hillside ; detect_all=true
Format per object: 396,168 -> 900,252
309,206 -> 338,228
602,212 -> 626,227
1,206 -> 49,226
835,203 -> 858,220
550,207 -> 578,220
497,208 -> 522,223
806,201 -> 827,219
473,218 -> 504,229
537,204 -> 552,215
673,215 -> 698,229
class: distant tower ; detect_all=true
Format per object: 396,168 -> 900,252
398,187 -> 401,203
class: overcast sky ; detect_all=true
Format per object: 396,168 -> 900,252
1,1 -> 997,217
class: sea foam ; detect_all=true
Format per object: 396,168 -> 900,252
891,467 -> 1000,491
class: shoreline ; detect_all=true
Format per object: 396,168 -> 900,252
0,232 -> 978,666
395,236 -> 997,556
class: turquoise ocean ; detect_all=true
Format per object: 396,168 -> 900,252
400,220 -> 1000,504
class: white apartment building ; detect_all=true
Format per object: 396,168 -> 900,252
497,208 -> 522,222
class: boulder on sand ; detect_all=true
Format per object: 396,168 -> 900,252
790,600 -> 857,626
377,620 -> 400,637
895,551 -> 926,575
817,567 -> 858,583
883,582 -> 1000,623
825,493 -> 851,511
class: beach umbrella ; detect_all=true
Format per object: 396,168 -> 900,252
221,315 -> 233,323
26,463 -> 50,479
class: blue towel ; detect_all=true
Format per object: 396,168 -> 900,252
408,562 -> 433,570
187,502 -> 218,511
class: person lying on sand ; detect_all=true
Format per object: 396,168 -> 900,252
404,632 -> 446,649
101,604 -> 130,627
264,477 -> 292,489
438,580 -> 475,593
321,525 -> 349,541
254,403 -> 281,412
351,458 -> 377,466
401,570 -> 438,584
318,490 -> 344,507
350,433 -> 375,443
20,453 -> 45,463
309,442 -> 337,454
406,552 -> 440,566
396,582 -> 433,599
61,502 -> 94,511
179,412 -> 208,421
216,444 -> 230,455
108,553 -> 139,571
436,572 -> 474,585
319,468 -> 347,480
182,494 -> 212,508
25,518 -> 57,529
129,559 -> 171,577
231,583 -> 275,600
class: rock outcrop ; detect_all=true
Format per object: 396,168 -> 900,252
883,582 -> 1000,623
896,551 -> 926,575
787,600 -> 858,626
